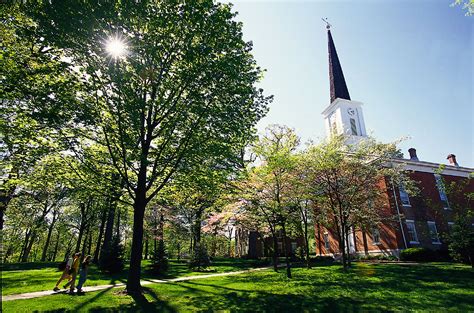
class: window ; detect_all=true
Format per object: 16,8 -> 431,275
372,228 -> 381,244
434,174 -> 450,209
399,184 -> 411,207
323,233 -> 330,250
427,221 -> 441,244
405,220 -> 419,243
350,118 -> 358,135
291,242 -> 297,253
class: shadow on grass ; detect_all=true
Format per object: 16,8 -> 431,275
175,279 -> 365,312
168,263 -> 474,312
72,286 -> 115,311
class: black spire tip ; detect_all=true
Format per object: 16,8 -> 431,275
328,29 -> 351,103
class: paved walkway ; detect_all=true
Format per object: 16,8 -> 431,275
3,266 -> 271,302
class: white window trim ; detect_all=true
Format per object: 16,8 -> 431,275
405,220 -> 419,244
427,221 -> 441,244
434,174 -> 450,210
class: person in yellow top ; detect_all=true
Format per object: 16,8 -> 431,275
64,252 -> 82,293
53,255 -> 73,292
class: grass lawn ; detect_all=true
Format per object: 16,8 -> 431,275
1,258 -> 268,296
3,262 -> 473,312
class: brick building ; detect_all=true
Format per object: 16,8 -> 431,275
315,26 -> 474,257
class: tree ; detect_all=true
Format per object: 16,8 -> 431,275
26,1 -> 269,293
451,0 -> 474,16
0,7 -> 77,230
189,243 -> 211,271
242,125 -> 300,278
435,170 -> 474,267
448,217 -> 474,267
150,239 -> 168,275
304,135 -> 405,271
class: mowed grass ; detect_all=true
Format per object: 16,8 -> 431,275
3,262 -> 474,312
1,258 -> 268,296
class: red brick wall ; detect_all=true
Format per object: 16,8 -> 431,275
313,170 -> 473,256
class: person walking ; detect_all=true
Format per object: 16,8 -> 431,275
53,255 -> 73,292
64,252 -> 81,293
76,255 -> 92,294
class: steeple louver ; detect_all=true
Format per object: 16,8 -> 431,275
328,29 -> 351,103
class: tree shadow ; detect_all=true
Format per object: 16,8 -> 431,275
72,286 -> 115,311
169,263 -> 474,312
85,287 -> 177,313
174,279 -> 364,312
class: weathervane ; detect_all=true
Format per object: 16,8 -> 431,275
321,18 -> 331,30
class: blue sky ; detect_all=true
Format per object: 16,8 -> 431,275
228,0 -> 473,167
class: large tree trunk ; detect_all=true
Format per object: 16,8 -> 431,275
94,209 -> 107,263
126,192 -> 146,294
281,224 -> 292,278
126,167 -> 147,294
41,210 -> 58,261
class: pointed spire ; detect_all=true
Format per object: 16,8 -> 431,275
327,29 -> 351,103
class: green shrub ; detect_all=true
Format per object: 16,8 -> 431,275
189,243 -> 211,271
400,248 -> 435,262
99,237 -> 125,274
150,239 -> 169,275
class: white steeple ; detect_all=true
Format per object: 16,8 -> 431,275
322,27 -> 368,144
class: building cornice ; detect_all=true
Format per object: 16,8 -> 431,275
321,98 -> 364,117
390,159 -> 473,178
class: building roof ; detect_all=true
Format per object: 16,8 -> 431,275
390,158 -> 473,178
328,29 -> 351,103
